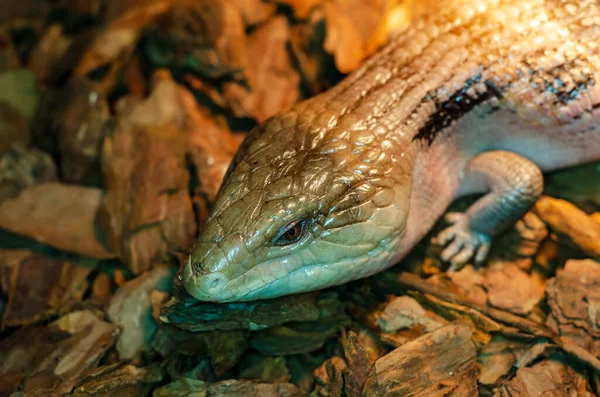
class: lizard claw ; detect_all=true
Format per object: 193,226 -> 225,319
433,212 -> 491,271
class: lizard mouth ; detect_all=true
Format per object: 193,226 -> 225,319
184,254 -> 329,302
232,261 -> 331,301
184,228 -> 405,302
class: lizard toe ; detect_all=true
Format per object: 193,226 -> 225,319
435,214 -> 491,270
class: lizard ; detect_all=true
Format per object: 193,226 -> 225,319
183,0 -> 600,302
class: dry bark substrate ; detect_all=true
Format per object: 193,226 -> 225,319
1,1 -> 600,396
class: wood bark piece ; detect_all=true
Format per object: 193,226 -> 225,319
28,24 -> 71,82
182,90 -> 243,203
379,272 -> 553,338
311,357 -> 346,397
0,183 -> 114,258
489,212 -> 548,261
362,323 -> 479,396
483,262 -> 545,315
285,355 -> 316,392
493,358 -> 594,397
546,259 -> 600,356
152,377 -> 207,397
91,273 -> 113,301
0,311 -> 119,396
152,0 -> 248,79
349,325 -> 388,363
377,295 -> 443,333
153,325 -> 248,378
71,363 -> 164,397
478,337 -> 530,389
323,0 -> 408,73
381,272 -> 600,372
0,144 -> 57,203
107,265 -> 174,360
75,0 -> 174,93
160,292 -> 320,332
249,292 -> 349,356
417,292 -> 500,347
445,265 -> 488,306
238,353 -> 291,383
250,322 -> 345,356
221,16 -> 300,122
99,73 -> 197,273
181,9 -> 300,122
155,378 -> 307,397
0,326 -> 68,396
533,196 -> 600,258
52,78 -> 111,185
230,0 -> 276,26
343,331 -> 372,397
3,1 -> 600,396
0,251 -> 94,327
22,311 -> 121,396
289,17 -> 332,95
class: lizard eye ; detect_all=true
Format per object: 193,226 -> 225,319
274,219 -> 307,246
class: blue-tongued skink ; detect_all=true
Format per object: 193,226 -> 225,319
183,0 -> 600,302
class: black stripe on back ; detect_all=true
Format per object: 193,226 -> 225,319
413,74 -> 504,145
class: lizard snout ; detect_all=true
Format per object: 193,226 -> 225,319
183,261 -> 230,301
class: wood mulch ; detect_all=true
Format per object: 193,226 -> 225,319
0,0 -> 599,396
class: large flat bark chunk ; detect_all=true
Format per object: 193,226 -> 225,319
546,259 -> 600,356
363,324 -> 479,397
0,183 -> 114,259
493,358 -> 593,397
99,73 -> 197,273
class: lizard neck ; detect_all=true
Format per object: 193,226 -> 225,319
391,135 -> 465,263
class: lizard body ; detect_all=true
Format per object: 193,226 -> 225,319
184,0 -> 600,302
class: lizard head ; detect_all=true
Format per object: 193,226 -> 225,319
183,109 -> 413,302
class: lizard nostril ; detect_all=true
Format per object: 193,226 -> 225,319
210,275 -> 221,290
197,271 -> 227,295
184,260 -> 229,300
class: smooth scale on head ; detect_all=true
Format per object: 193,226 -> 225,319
183,100 -> 414,302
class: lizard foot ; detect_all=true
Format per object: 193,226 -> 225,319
433,212 -> 491,271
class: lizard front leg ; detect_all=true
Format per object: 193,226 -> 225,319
435,150 -> 544,270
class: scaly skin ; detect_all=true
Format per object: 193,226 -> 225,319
184,0 -> 600,302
